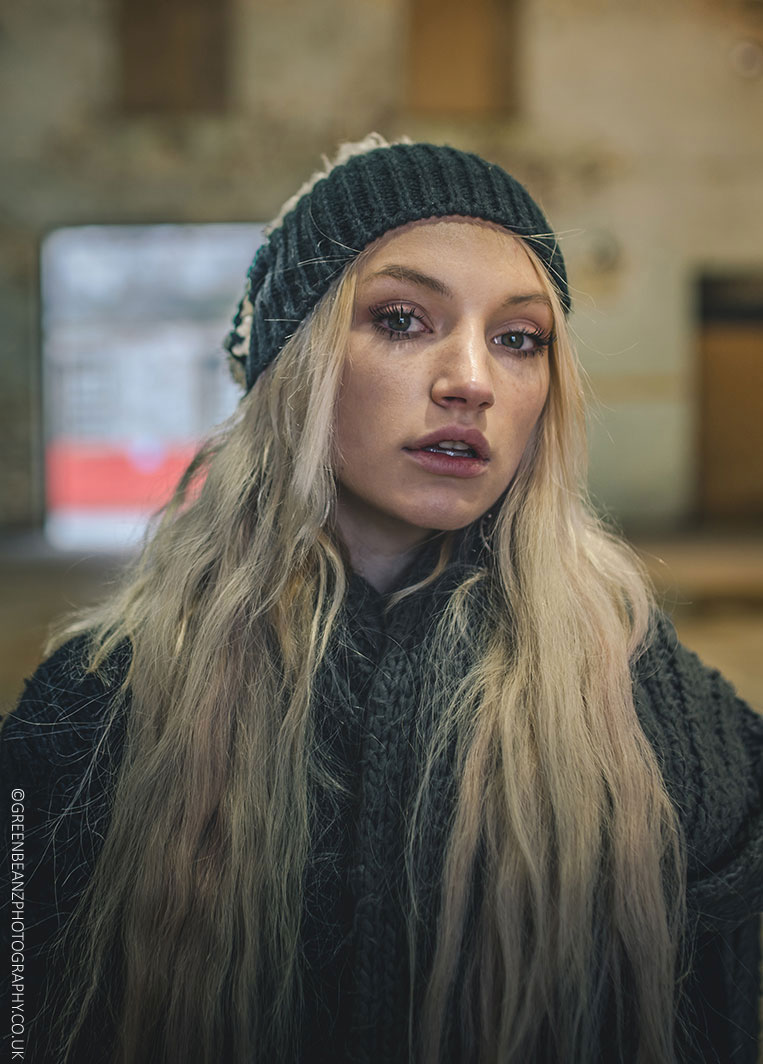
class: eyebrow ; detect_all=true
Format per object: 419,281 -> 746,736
365,264 -> 553,311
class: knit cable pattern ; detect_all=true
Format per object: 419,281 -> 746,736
1,545 -> 761,1062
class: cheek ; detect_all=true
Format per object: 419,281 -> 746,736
528,370 -> 551,424
335,362 -> 367,444
336,358 -> 411,449
503,367 -> 550,436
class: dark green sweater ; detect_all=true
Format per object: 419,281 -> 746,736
2,536 -> 762,1062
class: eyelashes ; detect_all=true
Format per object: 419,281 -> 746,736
493,326 -> 555,357
368,301 -> 554,356
370,303 -> 427,342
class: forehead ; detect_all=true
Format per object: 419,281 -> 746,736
356,216 -> 543,287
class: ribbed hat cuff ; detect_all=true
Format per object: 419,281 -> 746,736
225,143 -> 569,391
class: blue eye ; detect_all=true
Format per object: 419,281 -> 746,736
388,310 -> 413,332
495,327 -> 554,356
370,303 -> 427,341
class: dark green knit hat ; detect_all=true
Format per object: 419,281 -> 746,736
225,141 -> 569,391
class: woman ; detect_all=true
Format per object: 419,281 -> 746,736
1,134 -> 761,1064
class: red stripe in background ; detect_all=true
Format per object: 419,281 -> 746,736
46,441 -> 198,509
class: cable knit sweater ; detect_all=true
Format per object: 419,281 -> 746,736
1,536 -> 762,1063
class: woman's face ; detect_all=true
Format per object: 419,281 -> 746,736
334,217 -> 553,556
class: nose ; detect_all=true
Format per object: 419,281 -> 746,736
430,321 -> 495,411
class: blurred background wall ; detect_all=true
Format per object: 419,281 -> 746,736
1,0 -> 762,709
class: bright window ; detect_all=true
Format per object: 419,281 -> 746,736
42,223 -> 263,550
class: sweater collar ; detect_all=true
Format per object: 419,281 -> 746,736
342,515 -> 491,649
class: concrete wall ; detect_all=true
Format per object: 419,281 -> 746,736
524,0 -> 763,525
2,0 -> 761,531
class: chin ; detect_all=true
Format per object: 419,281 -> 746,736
400,503 -> 488,533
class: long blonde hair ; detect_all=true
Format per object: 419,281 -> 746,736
46,164 -> 685,1064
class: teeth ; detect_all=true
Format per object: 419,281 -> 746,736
423,439 -> 479,458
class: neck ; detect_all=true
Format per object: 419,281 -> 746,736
346,544 -> 422,594
333,499 -> 434,594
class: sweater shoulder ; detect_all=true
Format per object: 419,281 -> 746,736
0,635 -> 132,791
633,610 -> 762,793
633,610 -> 762,924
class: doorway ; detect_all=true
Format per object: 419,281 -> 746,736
698,273 -> 763,522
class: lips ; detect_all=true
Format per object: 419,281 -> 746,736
405,426 -> 491,461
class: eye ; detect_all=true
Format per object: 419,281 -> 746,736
370,302 -> 429,342
494,326 -> 554,357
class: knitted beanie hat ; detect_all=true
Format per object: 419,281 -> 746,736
225,139 -> 569,392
